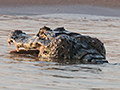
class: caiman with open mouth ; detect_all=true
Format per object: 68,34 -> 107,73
7,26 -> 108,64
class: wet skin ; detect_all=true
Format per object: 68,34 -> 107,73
7,26 -> 108,64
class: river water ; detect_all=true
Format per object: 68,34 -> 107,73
0,13 -> 120,90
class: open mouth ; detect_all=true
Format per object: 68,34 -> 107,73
7,26 -> 108,64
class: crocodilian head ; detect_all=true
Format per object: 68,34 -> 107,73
7,30 -> 26,47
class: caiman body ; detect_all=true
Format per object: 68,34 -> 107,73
7,26 -> 108,64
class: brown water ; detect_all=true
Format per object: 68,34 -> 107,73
0,14 -> 120,90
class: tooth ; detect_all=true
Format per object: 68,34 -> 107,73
38,52 -> 41,57
13,42 -> 15,45
8,42 -> 11,48
38,45 -> 44,57
16,47 -> 19,52
25,49 -> 28,51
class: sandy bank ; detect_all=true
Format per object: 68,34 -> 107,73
0,0 -> 120,17
0,0 -> 120,8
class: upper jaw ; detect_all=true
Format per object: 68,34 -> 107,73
7,37 -> 16,48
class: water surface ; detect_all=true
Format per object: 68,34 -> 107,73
0,14 -> 120,90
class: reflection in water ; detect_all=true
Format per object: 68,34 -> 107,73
8,52 -> 103,75
42,65 -> 102,73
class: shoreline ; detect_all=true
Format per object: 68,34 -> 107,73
0,0 -> 120,8
0,0 -> 120,17
0,5 -> 120,17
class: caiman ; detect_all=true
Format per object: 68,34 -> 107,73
7,26 -> 108,64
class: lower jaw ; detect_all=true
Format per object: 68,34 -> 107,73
9,49 -> 39,55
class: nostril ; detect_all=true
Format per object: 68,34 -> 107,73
10,40 -> 13,42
